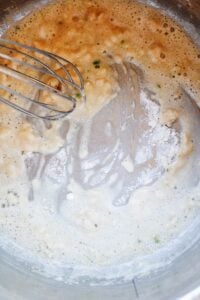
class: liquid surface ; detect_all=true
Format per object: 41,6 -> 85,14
0,0 -> 200,284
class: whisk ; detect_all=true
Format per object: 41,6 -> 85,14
0,38 -> 85,121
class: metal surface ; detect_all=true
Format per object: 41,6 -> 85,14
0,0 -> 199,299
0,39 -> 85,120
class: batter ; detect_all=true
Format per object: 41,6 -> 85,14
0,0 -> 200,284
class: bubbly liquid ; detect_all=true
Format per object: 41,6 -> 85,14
0,0 -> 200,283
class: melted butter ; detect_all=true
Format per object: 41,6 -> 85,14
1,0 -> 200,153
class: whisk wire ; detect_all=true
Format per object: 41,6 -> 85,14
0,38 -> 85,120
0,39 -> 84,87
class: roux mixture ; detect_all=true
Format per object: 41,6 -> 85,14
0,0 -> 200,284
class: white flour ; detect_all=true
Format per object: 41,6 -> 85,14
0,89 -> 199,284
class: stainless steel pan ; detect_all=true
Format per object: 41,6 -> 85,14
0,1 -> 199,299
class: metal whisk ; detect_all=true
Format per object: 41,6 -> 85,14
0,38 -> 85,121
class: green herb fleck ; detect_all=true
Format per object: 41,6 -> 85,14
93,59 -> 101,69
75,93 -> 81,99
154,236 -> 160,244
93,59 -> 101,65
